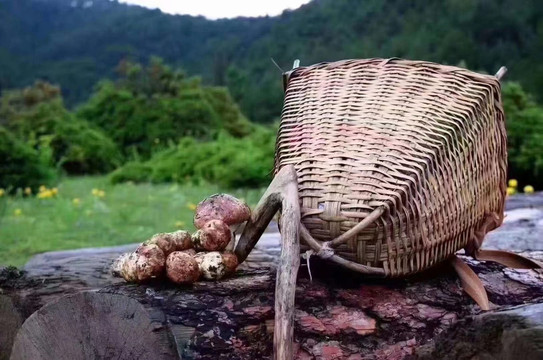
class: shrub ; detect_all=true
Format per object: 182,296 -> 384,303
0,81 -> 121,174
0,127 -> 55,191
110,126 -> 276,188
109,162 -> 153,184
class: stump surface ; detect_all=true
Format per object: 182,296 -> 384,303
10,292 -> 178,360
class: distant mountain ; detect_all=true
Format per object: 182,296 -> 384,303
1,0 -> 543,122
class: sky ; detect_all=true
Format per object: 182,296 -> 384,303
119,0 -> 312,19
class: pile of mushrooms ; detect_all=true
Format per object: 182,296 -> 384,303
112,194 -> 251,285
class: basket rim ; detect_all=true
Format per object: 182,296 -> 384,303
283,57 -> 501,91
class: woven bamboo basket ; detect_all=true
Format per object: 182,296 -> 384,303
275,58 -> 508,277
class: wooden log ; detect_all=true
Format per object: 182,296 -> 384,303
6,252 -> 543,360
0,234 -> 279,360
0,295 -> 22,360
0,266 -> 102,360
3,191 -> 543,360
10,292 -> 178,360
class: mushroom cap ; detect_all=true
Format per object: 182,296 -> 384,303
170,230 -> 193,251
221,252 -> 239,274
145,230 -> 193,255
112,252 -> 131,277
198,251 -> 227,280
166,251 -> 200,284
194,252 -> 205,266
194,194 -> 251,229
191,219 -> 231,251
120,252 -> 139,282
134,244 -> 166,281
145,233 -> 176,255
119,244 -> 166,283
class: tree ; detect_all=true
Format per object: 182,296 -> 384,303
0,81 -> 121,174
77,59 -> 251,158
502,82 -> 543,187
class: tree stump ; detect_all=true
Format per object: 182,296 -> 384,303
5,252 -> 543,360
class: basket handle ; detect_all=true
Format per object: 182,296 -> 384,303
300,224 -> 386,276
328,207 -> 385,247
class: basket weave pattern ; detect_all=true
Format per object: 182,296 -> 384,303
275,59 -> 507,276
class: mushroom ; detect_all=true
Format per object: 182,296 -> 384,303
221,252 -> 239,274
197,251 -> 227,280
119,244 -> 166,282
145,233 -> 176,255
111,252 -> 130,277
191,219 -> 231,251
194,194 -> 251,229
145,230 -> 193,255
181,248 -> 197,256
170,230 -> 193,251
166,251 -> 200,284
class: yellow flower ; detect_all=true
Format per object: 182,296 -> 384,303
72,198 -> 81,205
37,190 -> 54,199
523,185 -> 535,194
508,179 -> 518,188
175,220 -> 186,228
506,187 -> 516,196
0,189 -> 5,197
91,189 -> 105,198
24,187 -> 32,196
14,208 -> 22,216
51,188 -> 58,196
39,185 -> 47,192
187,202 -> 197,211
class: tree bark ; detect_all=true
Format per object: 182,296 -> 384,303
3,250 -> 543,360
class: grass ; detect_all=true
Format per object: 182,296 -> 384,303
0,177 -> 264,267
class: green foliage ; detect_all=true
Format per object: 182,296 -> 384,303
502,82 -> 543,187
0,81 -> 121,174
0,127 -> 55,190
77,59 -> 251,158
110,125 -> 276,188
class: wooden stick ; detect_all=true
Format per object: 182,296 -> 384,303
300,225 -> 385,276
234,165 -> 300,360
495,66 -> 507,81
328,207 -> 384,247
274,167 -> 300,360
235,166 -> 296,262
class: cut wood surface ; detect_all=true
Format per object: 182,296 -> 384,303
10,292 -> 179,360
